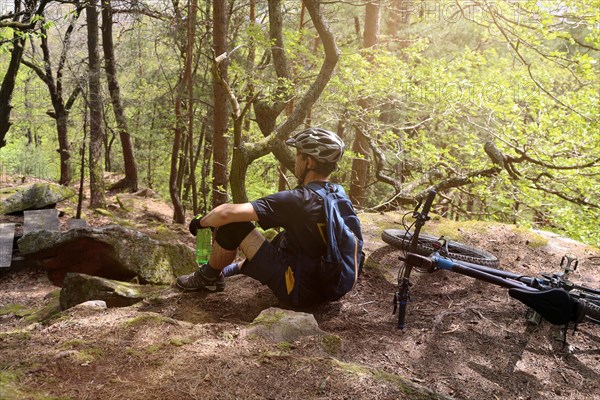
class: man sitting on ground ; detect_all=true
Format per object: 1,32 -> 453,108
176,127 -> 361,306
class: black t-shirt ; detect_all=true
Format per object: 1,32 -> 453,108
251,183 -> 327,259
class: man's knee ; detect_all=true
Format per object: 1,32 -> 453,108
214,222 -> 256,250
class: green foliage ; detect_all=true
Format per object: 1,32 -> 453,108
1,136 -> 60,181
319,0 -> 599,245
245,153 -> 284,200
2,0 -> 598,246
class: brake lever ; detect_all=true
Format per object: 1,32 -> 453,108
432,237 -> 448,257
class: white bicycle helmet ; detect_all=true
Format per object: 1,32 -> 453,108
285,127 -> 345,163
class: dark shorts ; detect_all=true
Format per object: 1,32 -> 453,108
241,240 -> 325,307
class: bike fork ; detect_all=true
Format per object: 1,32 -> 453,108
394,281 -> 410,329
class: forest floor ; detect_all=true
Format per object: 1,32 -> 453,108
1,176 -> 599,400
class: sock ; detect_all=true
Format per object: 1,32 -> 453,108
222,262 -> 241,277
201,263 -> 221,278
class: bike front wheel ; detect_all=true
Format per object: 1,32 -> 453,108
382,229 -> 500,268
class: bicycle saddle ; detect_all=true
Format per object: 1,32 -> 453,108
508,288 -> 581,325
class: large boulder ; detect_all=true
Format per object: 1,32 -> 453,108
18,225 -> 196,286
0,183 -> 75,214
60,273 -> 169,310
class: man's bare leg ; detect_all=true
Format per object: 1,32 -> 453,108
208,228 -> 266,271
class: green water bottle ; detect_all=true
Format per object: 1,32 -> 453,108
195,228 -> 212,265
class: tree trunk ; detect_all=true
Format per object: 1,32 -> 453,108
349,3 -> 380,206
0,35 -> 26,148
86,2 -> 106,208
101,0 -> 138,192
169,0 -> 197,223
349,126 -> 371,206
212,0 -> 229,207
185,0 -> 198,212
170,89 -> 186,221
200,132 -> 212,215
22,31 -> 76,186
386,0 -> 413,41
228,0 -> 340,203
55,107 -> 72,185
229,142 -> 250,204
0,0 -> 48,149
170,96 -> 186,222
363,3 -> 380,48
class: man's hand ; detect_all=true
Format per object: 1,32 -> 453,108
188,215 -> 205,236
189,203 -> 258,234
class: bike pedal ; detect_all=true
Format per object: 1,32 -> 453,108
526,308 -> 542,326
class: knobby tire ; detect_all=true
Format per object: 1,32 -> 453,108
382,229 -> 500,268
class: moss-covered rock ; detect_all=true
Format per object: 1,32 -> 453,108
60,273 -> 170,309
244,307 -> 324,343
17,225 -> 196,285
115,195 -> 135,212
321,333 -> 343,356
0,303 -> 32,317
333,360 -> 453,400
0,182 -> 75,214
24,290 -> 62,324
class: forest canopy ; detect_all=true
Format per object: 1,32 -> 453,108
1,0 -> 598,245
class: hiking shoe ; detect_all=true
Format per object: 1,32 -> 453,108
176,267 -> 225,293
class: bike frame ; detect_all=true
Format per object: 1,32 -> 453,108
392,190 -> 600,330
409,252 -> 600,297
407,252 -> 536,291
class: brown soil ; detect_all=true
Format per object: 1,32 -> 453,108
1,177 -> 599,400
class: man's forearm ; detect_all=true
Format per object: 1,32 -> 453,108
200,203 -> 258,228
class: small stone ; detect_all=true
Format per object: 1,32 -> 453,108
73,300 -> 108,310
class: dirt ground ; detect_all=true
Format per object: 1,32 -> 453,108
1,179 -> 599,400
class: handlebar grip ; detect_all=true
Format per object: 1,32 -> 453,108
582,300 -> 600,322
406,253 -> 435,272
421,190 -> 436,216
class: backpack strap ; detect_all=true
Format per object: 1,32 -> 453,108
306,181 -> 343,198
306,181 -> 325,199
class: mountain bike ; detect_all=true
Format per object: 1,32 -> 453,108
383,190 -> 600,335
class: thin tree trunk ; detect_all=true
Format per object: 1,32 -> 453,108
76,112 -> 88,219
169,0 -> 197,223
386,0 -> 413,41
0,0 -> 49,148
21,52 -> 74,185
42,18 -> 79,185
55,109 -> 72,184
86,2 -> 106,208
185,0 -> 198,211
349,3 -> 380,206
228,0 -> 340,202
101,0 -> 138,191
200,133 -> 212,215
212,0 -> 229,207
0,35 -> 26,148
349,126 -> 370,206
170,93 -> 186,222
